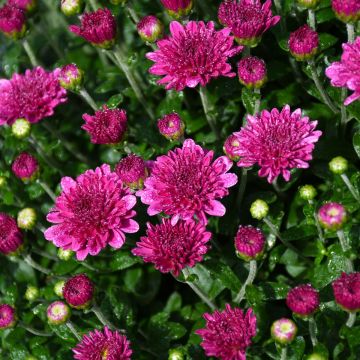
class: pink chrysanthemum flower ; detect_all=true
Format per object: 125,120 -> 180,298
223,134 -> 241,161
332,0 -> 360,23
0,67 -> 67,125
237,56 -> 267,89
332,272 -> 360,312
63,274 -> 94,309
137,139 -> 238,225
234,225 -> 265,261
132,218 -> 211,276
115,154 -> 148,190
160,0 -> 193,18
317,202 -> 347,231
137,15 -> 163,43
286,284 -> 320,317
73,326 -> 132,360
82,106 -> 127,145
289,25 -> 319,61
0,213 -> 23,255
58,63 -> 84,91
326,37 -> 360,106
69,8 -> 117,49
218,0 -> 280,47
157,113 -> 185,141
0,4 -> 26,39
233,105 -> 322,183
45,164 -> 139,260
11,152 -> 39,181
8,0 -> 37,13
146,21 -> 243,91
0,304 -> 17,329
196,304 -> 256,360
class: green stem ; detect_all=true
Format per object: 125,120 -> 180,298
78,88 -> 98,111
22,39 -> 39,67
308,60 -> 338,114
254,88 -> 261,115
20,323 -> 52,337
308,9 -> 316,30
88,0 -> 99,10
91,305 -> 117,330
336,229 -> 354,272
340,87 -> 348,136
309,316 -> 318,347
126,4 -> 140,24
346,24 -> 355,43
22,254 -> 51,275
182,268 -> 216,311
280,346 -> 287,360
234,260 -> 257,303
66,321 -> 81,341
309,200 -> 325,243
199,86 -> 220,141
340,173 -> 360,203
38,180 -> 56,202
346,312 -> 356,328
236,168 -> 248,209
242,46 -> 251,57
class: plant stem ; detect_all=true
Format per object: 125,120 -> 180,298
88,0 -> 99,10
340,87 -> 348,136
280,346 -> 287,360
308,9 -> 316,30
336,229 -> 354,272
236,168 -> 248,209
199,86 -> 220,141
309,200 -> 325,243
91,305 -> 116,330
182,268 -> 216,311
254,88 -> 261,114
242,46 -> 251,57
126,3 -> 140,24
309,316 -> 318,347
22,39 -> 39,67
308,60 -> 338,114
66,321 -> 82,341
346,24 -> 355,43
32,247 -> 58,261
340,173 -> 360,203
78,88 -> 98,111
38,180 -> 56,202
346,312 -> 356,328
22,253 -> 51,275
234,260 -> 257,303
20,323 -> 52,337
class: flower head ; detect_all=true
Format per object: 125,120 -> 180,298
0,213 -> 23,255
237,56 -> 267,89
137,139 -> 237,225
157,113 -> 185,141
299,185 -> 317,201
271,318 -> 297,345
329,156 -> 348,175
286,284 -> 320,317
25,286 -> 39,302
332,0 -> 360,23
235,225 -> 265,261
61,0 -> 84,16
250,199 -> 269,220
63,274 -> 94,309
54,280 -> 65,298
0,4 -> 26,39
11,118 -> 31,139
223,134 -> 241,161
11,152 -> 39,181
45,164 -> 139,260
325,37 -> 360,106
0,67 -> 67,125
332,272 -> 360,312
196,305 -> 256,360
317,202 -> 347,231
234,105 -> 322,183
218,0 -> 280,47
0,304 -> 17,329
115,154 -> 148,190
132,218 -> 211,276
69,8 -> 117,49
82,106 -> 127,145
289,25 -> 319,61
146,21 -> 242,91
47,301 -> 71,325
17,208 -> 37,230
58,64 -> 84,91
8,0 -> 37,13
73,327 -> 132,360
160,0 -> 193,19
137,15 -> 163,43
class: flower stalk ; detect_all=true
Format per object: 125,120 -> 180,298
19,322 -> 52,337
346,312 -> 356,328
336,229 -> 354,272
340,173 -> 360,203
234,260 -> 257,303
22,39 -> 39,67
91,305 -> 116,330
199,86 -> 220,141
308,9 -> 316,30
22,253 -> 51,275
66,321 -> 82,340
78,88 -> 98,111
308,316 -> 318,346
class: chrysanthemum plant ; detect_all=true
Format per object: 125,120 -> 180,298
1,0 -> 360,359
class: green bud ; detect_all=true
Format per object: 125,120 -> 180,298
305,353 -> 328,360
54,280 -> 65,297
25,286 -> 39,302
250,199 -> 269,220
17,208 -> 37,230
47,301 -> 71,325
0,176 -> 6,188
299,185 -> 317,201
168,349 -> 184,360
271,318 -> 297,345
60,0 -> 84,16
329,156 -> 348,175
25,357 -> 37,360
109,0 -> 127,4
297,0 -> 320,9
58,248 -> 74,261
11,118 -> 31,139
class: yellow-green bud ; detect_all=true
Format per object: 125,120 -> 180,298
58,248 -> 74,261
0,176 -> 6,188
11,118 -> 31,139
168,349 -> 184,360
60,0 -> 84,16
109,0 -> 127,4
299,185 -> 317,201
54,280 -> 65,297
329,156 -> 348,175
297,0 -> 320,9
25,286 -> 39,302
17,208 -> 37,230
250,199 -> 269,220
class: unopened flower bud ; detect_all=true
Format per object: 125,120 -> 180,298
158,113 -> 185,141
61,0 -> 84,17
11,118 -> 31,139
286,284 -> 320,317
58,64 -> 84,91
297,0 -> 320,9
223,134 -> 241,161
332,0 -> 360,23
250,199 -> 269,220
8,0 -> 37,13
47,301 -> 71,325
271,318 -> 297,345
299,185 -> 317,201
160,0 -> 193,19
115,154 -> 148,190
329,156 -> 348,175
63,274 -> 94,309
289,25 -> 319,61
137,15 -> 163,43
0,4 -> 27,40
11,152 -> 39,182
54,280 -> 65,297
168,348 -> 184,360
0,176 -> 6,188
235,225 -> 265,261
318,202 -> 347,231
25,285 -> 39,302
305,353 -> 328,360
109,0 -> 127,4
237,56 -> 267,89
0,304 -> 17,329
58,248 -> 74,261
17,208 -> 37,230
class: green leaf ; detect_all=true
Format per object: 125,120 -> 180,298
241,87 -> 260,115
319,33 -> 338,52
281,225 -> 317,241
106,94 -> 124,108
353,131 -> 360,159
164,292 -> 182,313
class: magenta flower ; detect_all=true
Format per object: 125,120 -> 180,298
234,225 -> 265,261
160,0 -> 193,18
137,139 -> 238,225
115,154 -> 148,190
132,218 -> 211,276
218,0 -> 280,46
223,134 -> 241,161
11,152 -> 39,181
0,213 -> 23,255
317,202 -> 347,231
69,8 -> 117,49
47,301 -> 71,325
146,21 -> 242,91
237,56 -> 267,89
332,272 -> 360,311
0,4 -> 26,39
286,284 -> 320,317
0,67 -> 67,125
332,0 -> 360,23
326,37 -> 360,106
45,164 -> 139,260
63,274 -> 94,309
73,326 -> 132,360
8,0 -> 37,13
157,112 -> 185,141
58,63 -> 84,91
233,105 -> 322,183
0,304 -> 17,329
289,25 -> 319,61
137,15 -> 163,43
271,318 -> 297,345
196,304 -> 256,360
82,106 -> 127,145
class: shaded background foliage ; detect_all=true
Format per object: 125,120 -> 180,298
1,0 -> 360,359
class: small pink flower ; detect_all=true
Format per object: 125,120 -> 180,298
45,164 -> 139,260
11,152 -> 39,181
271,318 -> 297,345
196,304 -> 256,360
218,0 -> 280,46
317,202 -> 347,231
326,37 -> 360,106
132,218 -> 211,276
223,134 -> 241,161
115,154 -> 148,190
289,24 -> 319,61
73,326 -> 132,360
157,113 -> 185,141
146,21 -> 243,91
69,8 -> 117,49
63,274 -> 94,309
332,0 -> 360,23
47,301 -> 71,325
234,225 -> 265,261
332,272 -> 360,312
0,304 -> 16,329
0,213 -> 23,255
286,284 -> 320,317
160,0 -> 193,18
137,139 -> 238,225
233,105 -> 322,183
0,4 -> 26,39
137,15 -> 163,43
237,56 -> 267,89
82,106 -> 127,145
8,0 -> 37,13
0,67 -> 67,125
58,63 -> 83,91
